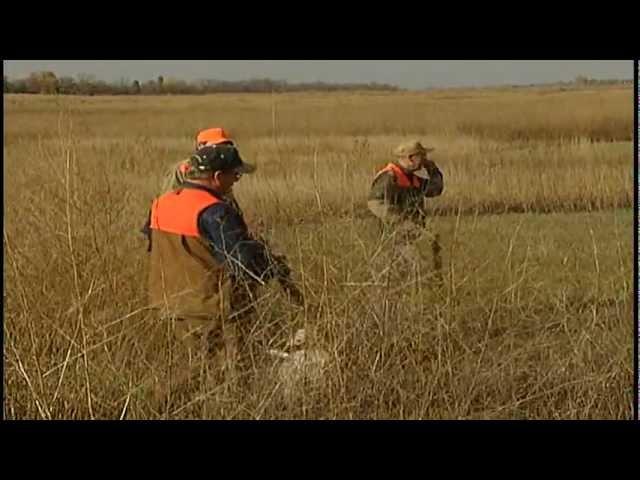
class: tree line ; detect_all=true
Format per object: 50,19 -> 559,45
3,71 -> 401,95
571,75 -> 633,86
4,71 -> 631,96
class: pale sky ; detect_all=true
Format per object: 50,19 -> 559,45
3,60 -> 633,90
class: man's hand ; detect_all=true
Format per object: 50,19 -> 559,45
421,158 -> 439,174
272,253 -> 305,305
257,235 -> 305,306
271,253 -> 292,279
278,276 -> 305,306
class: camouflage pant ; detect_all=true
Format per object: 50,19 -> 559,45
153,282 -> 261,413
368,216 -> 443,285
151,316 -> 235,413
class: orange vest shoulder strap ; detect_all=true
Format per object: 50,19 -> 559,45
373,163 -> 397,182
374,162 -> 420,189
150,188 -> 222,237
410,173 -> 421,188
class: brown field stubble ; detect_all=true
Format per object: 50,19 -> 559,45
3,86 -> 634,419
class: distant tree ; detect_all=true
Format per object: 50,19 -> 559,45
162,77 -> 188,95
25,73 -> 39,93
58,76 -> 77,94
574,75 -> 591,86
112,77 -> 130,95
26,71 -> 59,94
11,78 -> 28,93
92,79 -> 110,95
76,73 -> 97,95
140,80 -> 157,95
3,71 -> 404,96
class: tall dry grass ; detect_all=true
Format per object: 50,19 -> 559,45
3,86 -> 634,419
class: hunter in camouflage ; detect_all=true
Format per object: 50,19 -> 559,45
367,140 -> 444,276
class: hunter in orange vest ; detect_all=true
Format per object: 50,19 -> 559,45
143,144 -> 293,401
367,140 -> 445,276
368,140 -> 444,223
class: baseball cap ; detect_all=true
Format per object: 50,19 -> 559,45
196,127 -> 234,147
393,140 -> 435,157
190,144 -> 256,174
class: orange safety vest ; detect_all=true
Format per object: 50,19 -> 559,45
150,187 -> 222,237
375,163 -> 422,189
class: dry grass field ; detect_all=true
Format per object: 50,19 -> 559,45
3,85 -> 634,419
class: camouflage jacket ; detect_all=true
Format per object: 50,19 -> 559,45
367,162 -> 444,222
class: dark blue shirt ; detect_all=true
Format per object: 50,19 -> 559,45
197,195 -> 275,283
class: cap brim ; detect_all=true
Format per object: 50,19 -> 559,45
201,139 -> 234,147
237,162 -> 256,174
394,148 -> 435,157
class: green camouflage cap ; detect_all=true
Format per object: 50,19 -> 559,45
190,144 -> 256,174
